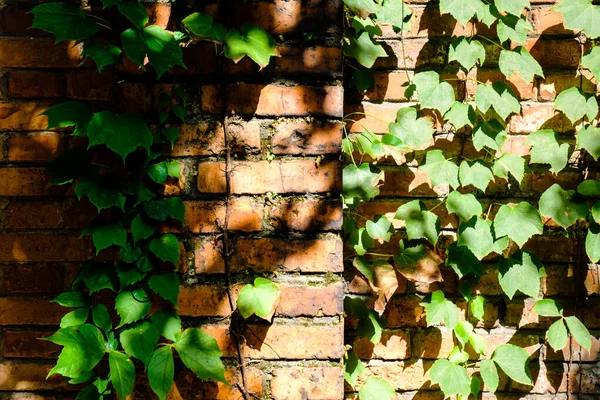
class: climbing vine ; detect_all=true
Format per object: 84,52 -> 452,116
29,2 -> 279,399
342,0 -> 599,398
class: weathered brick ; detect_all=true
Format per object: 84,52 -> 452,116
2,330 -> 58,358
7,133 -> 64,161
0,296 -> 64,325
0,233 -> 91,262
0,103 -> 50,131
8,71 -> 65,98
271,367 -> 344,400
0,38 -> 81,68
3,201 -> 62,229
275,46 -> 343,76
268,197 -> 343,232
271,121 -> 343,155
0,362 -> 74,391
171,367 -> 264,400
184,198 -> 264,233
1,264 -> 64,294
353,329 -> 411,360
67,69 -> 114,101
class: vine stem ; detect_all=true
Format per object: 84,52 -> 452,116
475,34 -> 505,51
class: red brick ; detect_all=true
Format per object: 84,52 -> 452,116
0,103 -> 50,131
270,367 -> 344,400
271,121 -> 343,155
0,264 -> 64,294
184,198 -> 264,233
62,198 -> 97,229
0,233 -> 91,262
196,162 -> 226,193
3,201 -> 62,229
178,42 -> 218,75
171,367 -> 264,400
0,362 -> 74,390
525,38 -> 581,69
2,330 -> 58,358
275,282 -> 343,317
275,46 -> 343,76
530,6 -> 571,35
353,329 -> 411,360
268,197 -> 342,232
467,69 -> 535,100
117,82 -> 151,113
0,38 -> 81,68
0,296 -> 65,325
539,73 -> 597,101
8,71 -> 65,98
178,285 -> 232,317
67,69 -> 114,101
0,7 -> 37,35
201,84 -> 224,114
7,133 -> 64,161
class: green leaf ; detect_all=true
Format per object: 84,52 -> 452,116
345,352 -> 366,387
446,192 -> 483,221
565,316 -> 592,351
352,16 -> 383,36
555,87 -> 598,124
30,3 -> 98,42
149,234 -> 180,265
492,344 -> 532,385
120,321 -> 160,366
143,198 -> 185,223
577,125 -> 600,161
457,217 -> 496,260
237,278 -> 280,320
396,200 -> 440,244
593,201 -> 600,222
108,351 -> 136,399
499,47 -> 543,83
88,111 -> 153,161
525,130 -> 570,173
578,180 -> 600,196
492,153 -> 526,183
343,163 -> 384,206
429,359 -> 471,398
586,223 -> 600,263
117,265 -> 147,290
448,345 -> 469,364
144,25 -> 185,77
497,15 -> 533,45
345,296 -> 385,344
148,273 -> 180,306
498,250 -> 544,299
358,377 -> 395,400
553,0 -> 600,39
182,13 -> 227,41
439,0 -> 486,26
366,214 -> 394,243
533,299 -> 563,317
449,37 -> 485,70
76,262 -> 118,294
42,101 -> 93,137
470,333 -> 486,354
539,184 -> 588,228
60,308 -> 89,328
459,160 -> 494,192
115,288 -> 151,328
76,384 -> 101,400
83,43 -> 122,72
117,1 -> 149,29
174,328 -> 227,383
224,24 -> 276,68
496,0 -> 529,15
446,242 -> 482,279
121,28 -> 146,66
472,119 -> 508,152
388,107 -> 434,149
75,178 -> 125,212
343,29 -> 387,68
350,69 -> 375,93
471,295 -> 485,321
151,309 -> 181,342
582,46 -> 600,80
421,291 -> 459,330
148,346 -> 175,400
131,214 -> 156,245
375,0 -> 412,31
162,126 -> 180,149
547,319 -> 569,351
343,0 -> 381,15
493,202 -> 543,247
446,101 -> 476,130
480,359 -> 499,393
475,82 -> 521,120
82,221 -> 127,254
52,292 -> 90,308
411,71 -> 455,115
420,150 -> 460,189
92,304 -> 112,336
454,321 -> 474,348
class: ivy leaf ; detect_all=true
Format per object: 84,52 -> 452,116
44,324 -> 106,379
457,217 -> 496,260
148,273 -> 180,306
565,316 -> 592,351
350,69 -> 375,93
350,227 -> 375,256
344,29 -> 387,68
498,250 -> 544,299
92,304 -> 112,336
459,160 -> 494,192
446,192 -> 483,221
472,119 -> 508,152
446,242 -> 482,279
388,107 -> 434,149
151,309 -> 182,342
375,0 -> 412,31
577,125 -> 600,161
480,359 -> 499,393
396,200 -> 440,244
344,352 -> 366,387
421,291 -> 459,330
108,351 -> 136,400
147,160 -> 181,184
121,28 -> 146,66
411,71 -> 455,115
149,234 -> 180,265
420,150 -> 460,189
429,359 -> 471,397
539,184 -> 588,228
497,15 -> 533,45
546,319 -> 568,351
475,82 -> 521,120
115,288 -> 151,328
449,37 -> 485,70
582,47 -> 600,80
76,261 -> 118,294
446,101 -> 476,130
117,265 -> 147,290
237,277 -> 281,320
555,87 -> 598,124
344,296 -> 385,343
351,16 -> 383,36
578,180 -> 600,196
499,47 -> 544,83
454,321 -> 474,348
343,163 -> 384,206
52,292 -> 90,308
75,178 -> 126,212
553,0 -> 600,39
30,2 -> 98,42
224,24 -> 277,68
493,202 -> 543,247
88,111 -> 153,161
42,101 -> 93,137
492,344 -> 533,386
182,13 -> 226,41
439,0 -> 486,26
366,214 -> 394,243
533,299 -> 563,317
60,308 -> 89,328
82,221 -> 128,254
492,153 -> 526,184
343,0 -> 382,15
120,321 -> 160,366
471,295 -> 485,321
525,130 -> 570,173
117,1 -> 149,29
174,328 -> 227,383
593,201 -> 600,222
358,377 -> 395,400
448,346 -> 469,364
586,223 -> 600,263
144,198 -> 185,223
148,346 -> 175,400
496,0 -> 530,15
83,43 -> 123,72
144,25 -> 185,77
131,214 -> 156,245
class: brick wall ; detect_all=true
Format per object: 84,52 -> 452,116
345,1 -> 600,399
0,1 -> 345,399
